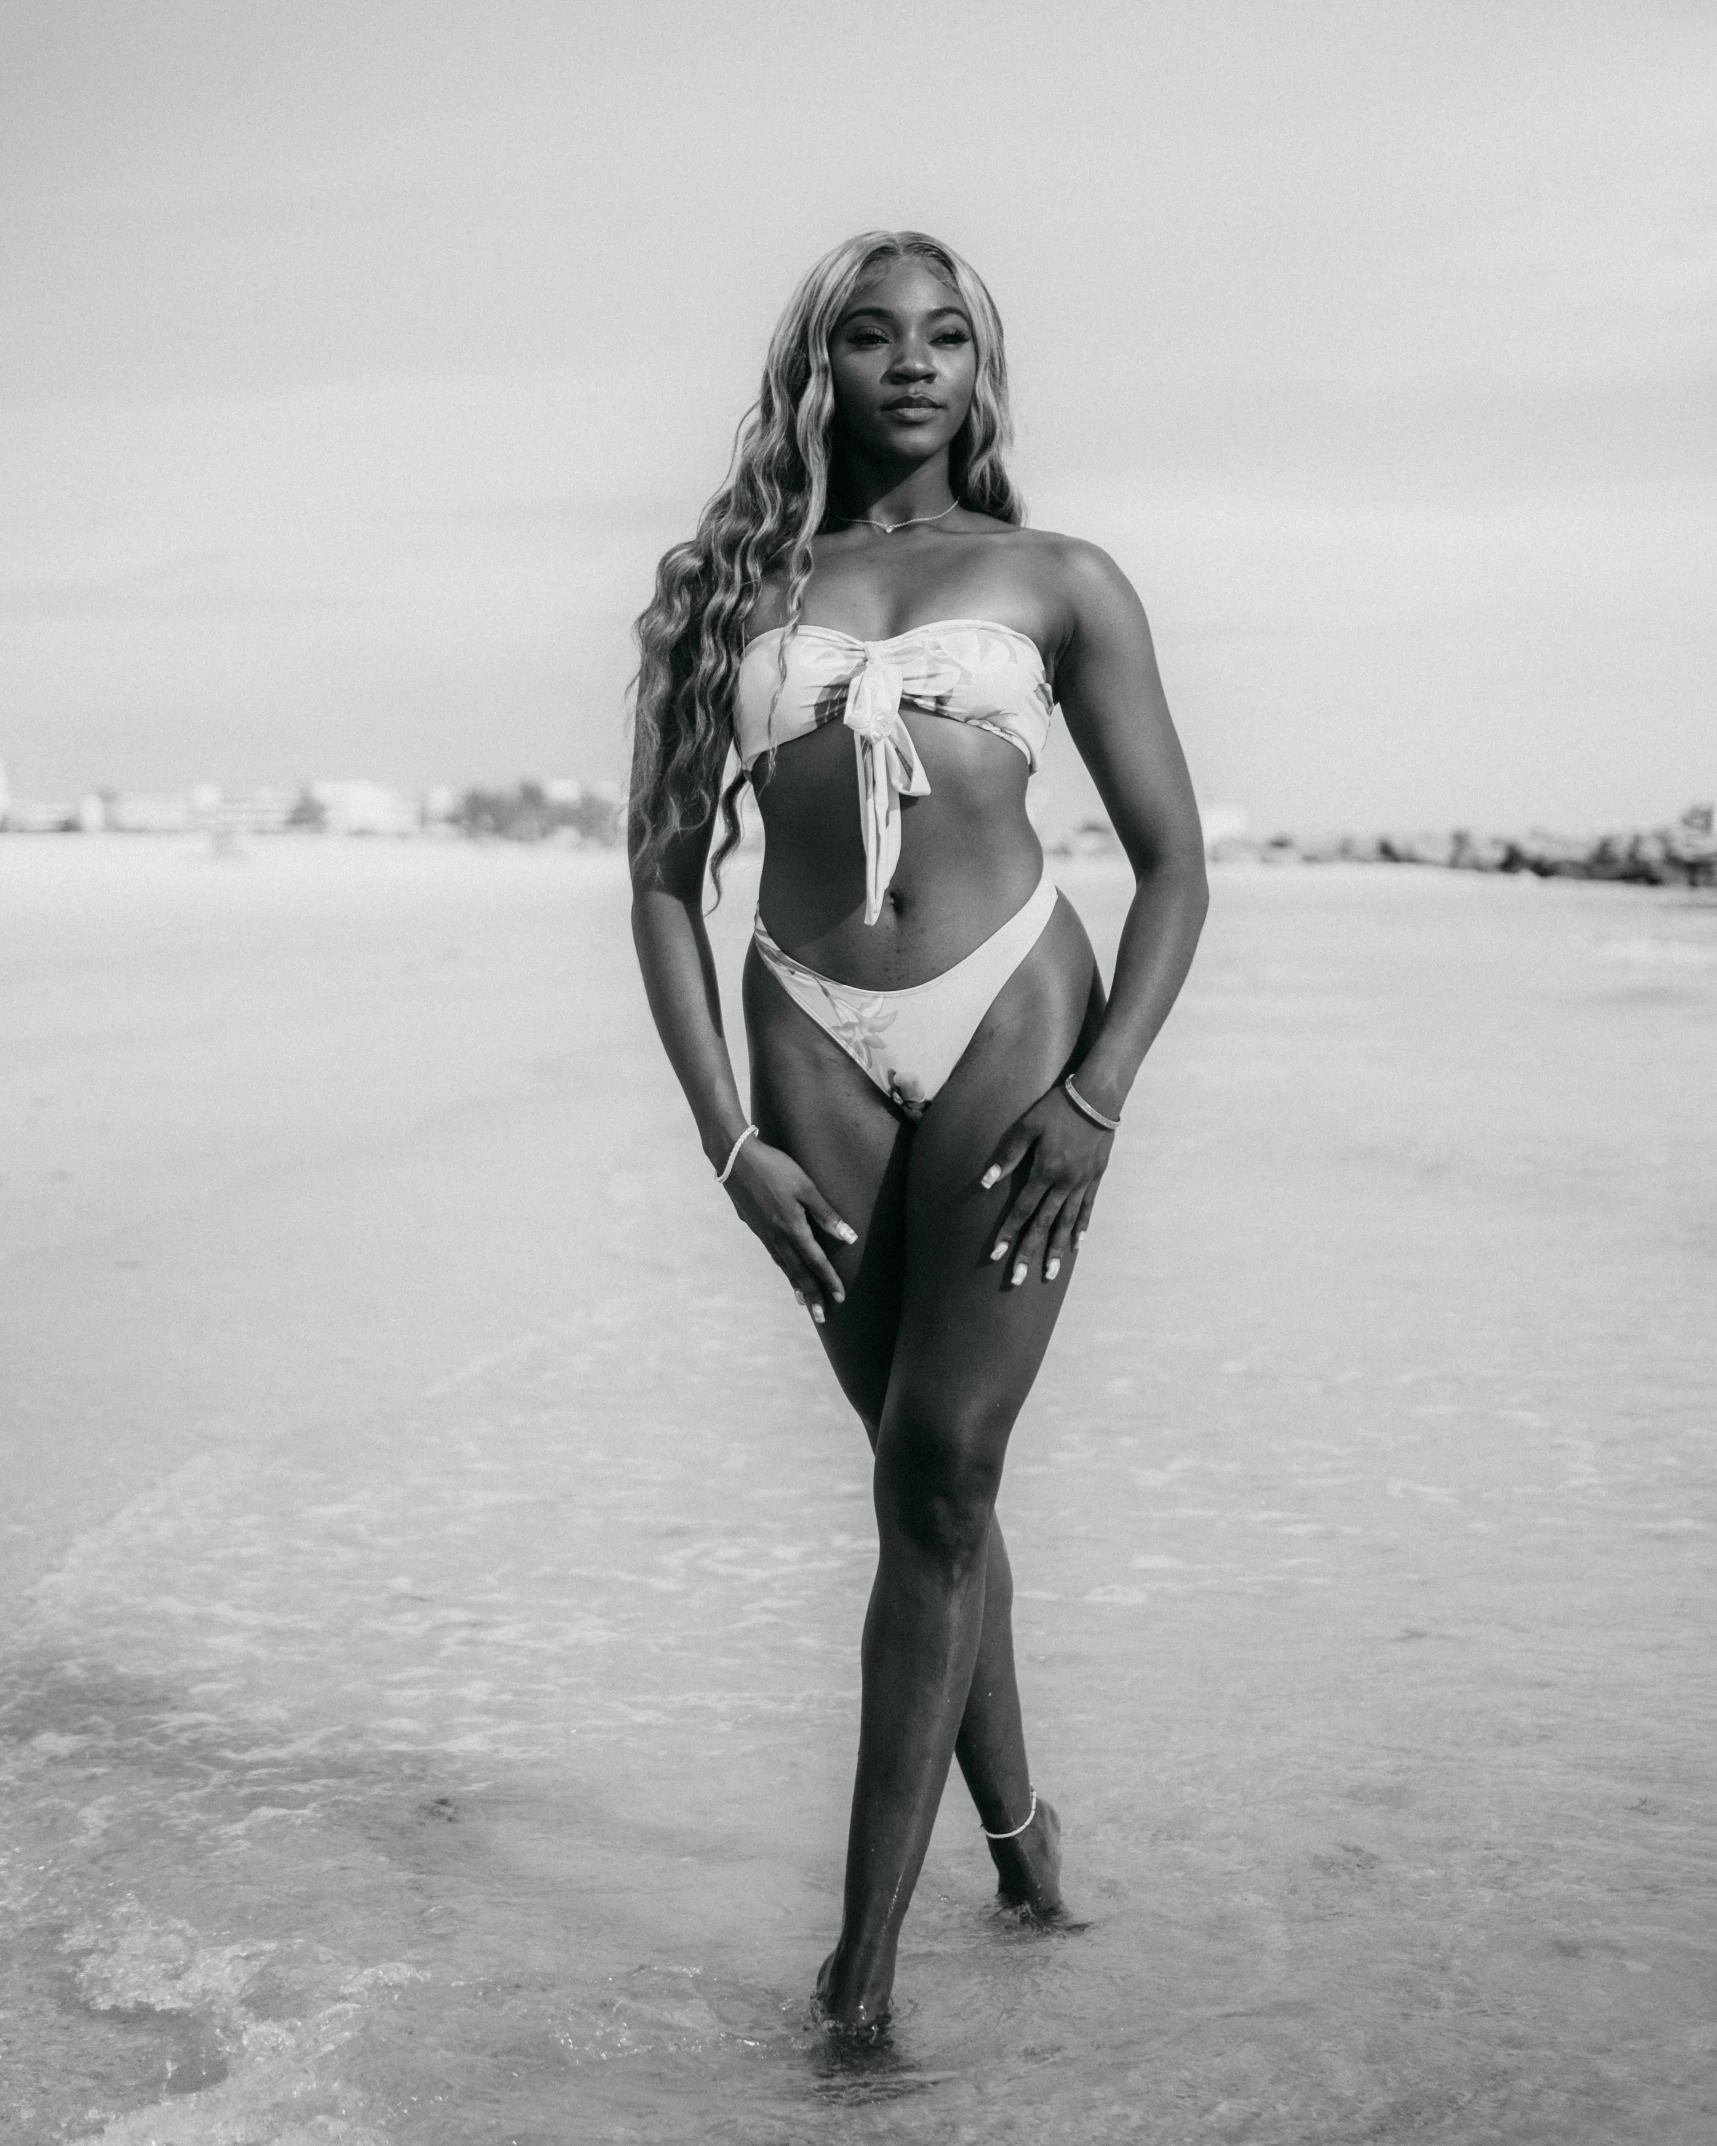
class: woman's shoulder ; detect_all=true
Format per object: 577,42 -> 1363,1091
994,523 -> 1128,579
988,525 -> 1143,628
745,554 -> 802,636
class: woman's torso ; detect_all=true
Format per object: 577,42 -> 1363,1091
745,525 -> 1072,989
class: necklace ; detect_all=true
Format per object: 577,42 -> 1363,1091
834,499 -> 959,537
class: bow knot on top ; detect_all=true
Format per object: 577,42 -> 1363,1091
844,649 -> 931,924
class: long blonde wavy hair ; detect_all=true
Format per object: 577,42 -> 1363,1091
627,229 -> 1024,893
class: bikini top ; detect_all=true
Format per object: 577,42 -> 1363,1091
733,618 -> 1056,925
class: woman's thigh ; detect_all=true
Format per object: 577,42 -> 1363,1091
742,895 -> 1104,1447
883,896 -> 1106,1455
742,944 -> 911,1431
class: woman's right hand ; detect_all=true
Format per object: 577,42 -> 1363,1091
721,1137 -> 856,1324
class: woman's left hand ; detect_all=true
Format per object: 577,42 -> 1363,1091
979,1084 -> 1116,1288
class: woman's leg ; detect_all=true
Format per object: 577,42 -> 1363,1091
744,942 -> 1076,1913
814,899 -> 1103,2023
952,1517 -> 1065,1914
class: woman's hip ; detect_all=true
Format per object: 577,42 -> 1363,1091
745,871 -> 1094,1122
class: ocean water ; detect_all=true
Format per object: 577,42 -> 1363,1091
2,842 -> 1714,2143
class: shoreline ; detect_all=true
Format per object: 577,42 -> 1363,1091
3,819 -> 1715,891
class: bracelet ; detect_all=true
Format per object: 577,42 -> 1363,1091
714,1122 -> 759,1185
1062,1075 -> 1121,1132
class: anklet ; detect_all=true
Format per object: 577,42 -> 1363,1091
981,1789 -> 1037,1840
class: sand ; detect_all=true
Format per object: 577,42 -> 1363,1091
2,837 -> 1713,2143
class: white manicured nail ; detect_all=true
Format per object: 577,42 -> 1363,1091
981,1167 -> 1001,1190
793,1289 -> 805,1305
1010,1262 -> 1026,1288
834,1221 -> 858,1244
990,1241 -> 1008,1262
1046,1258 -> 1060,1281
1075,1231 -> 1087,1248
811,1302 -> 826,1324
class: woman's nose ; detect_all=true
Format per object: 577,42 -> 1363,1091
888,341 -> 935,379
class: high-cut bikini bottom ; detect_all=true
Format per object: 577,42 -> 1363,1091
751,870 -> 1059,1121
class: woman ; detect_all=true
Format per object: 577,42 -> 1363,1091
628,231 -> 1207,2033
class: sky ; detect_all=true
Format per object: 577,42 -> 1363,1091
1,0 -> 1712,833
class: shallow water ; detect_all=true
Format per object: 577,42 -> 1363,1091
3,843 -> 1714,2142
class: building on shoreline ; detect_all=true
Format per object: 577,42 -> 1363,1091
304,781 -> 419,838
0,771 -> 630,845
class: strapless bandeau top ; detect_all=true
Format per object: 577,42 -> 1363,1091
733,618 -> 1056,925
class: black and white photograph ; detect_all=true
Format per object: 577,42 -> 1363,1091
2,4 -> 1713,2140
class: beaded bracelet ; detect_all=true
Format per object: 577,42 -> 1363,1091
715,1123 -> 759,1185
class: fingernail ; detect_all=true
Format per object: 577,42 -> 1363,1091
1010,1261 -> 1026,1288
793,1289 -> 805,1305
811,1303 -> 825,1324
1075,1231 -> 1086,1247
981,1167 -> 1000,1190
835,1221 -> 858,1244
1046,1258 -> 1060,1281
833,1288 -> 845,1304
990,1241 -> 1008,1262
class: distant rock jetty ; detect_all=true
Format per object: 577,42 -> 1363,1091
1205,812 -> 1716,887
1039,805 -> 1716,886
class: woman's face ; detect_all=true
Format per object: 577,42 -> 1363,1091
827,257 -> 978,466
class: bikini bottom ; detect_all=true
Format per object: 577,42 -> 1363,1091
751,870 -> 1059,1121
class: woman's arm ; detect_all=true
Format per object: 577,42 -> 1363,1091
1052,540 -> 1209,1103
630,809 -> 857,1321
984,541 -> 1209,1281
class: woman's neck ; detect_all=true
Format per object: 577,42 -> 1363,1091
828,454 -> 956,533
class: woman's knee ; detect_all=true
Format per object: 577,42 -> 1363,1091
874,1400 -> 1009,1570
981,1513 -> 1013,1612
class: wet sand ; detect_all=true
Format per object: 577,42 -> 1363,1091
2,839 -> 1714,2143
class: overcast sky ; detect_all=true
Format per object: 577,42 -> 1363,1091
1,0 -> 1711,831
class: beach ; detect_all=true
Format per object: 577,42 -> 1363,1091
2,838 -> 1714,2143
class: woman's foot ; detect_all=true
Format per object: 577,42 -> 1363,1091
986,1795 -> 1066,1921
813,1940 -> 895,2039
